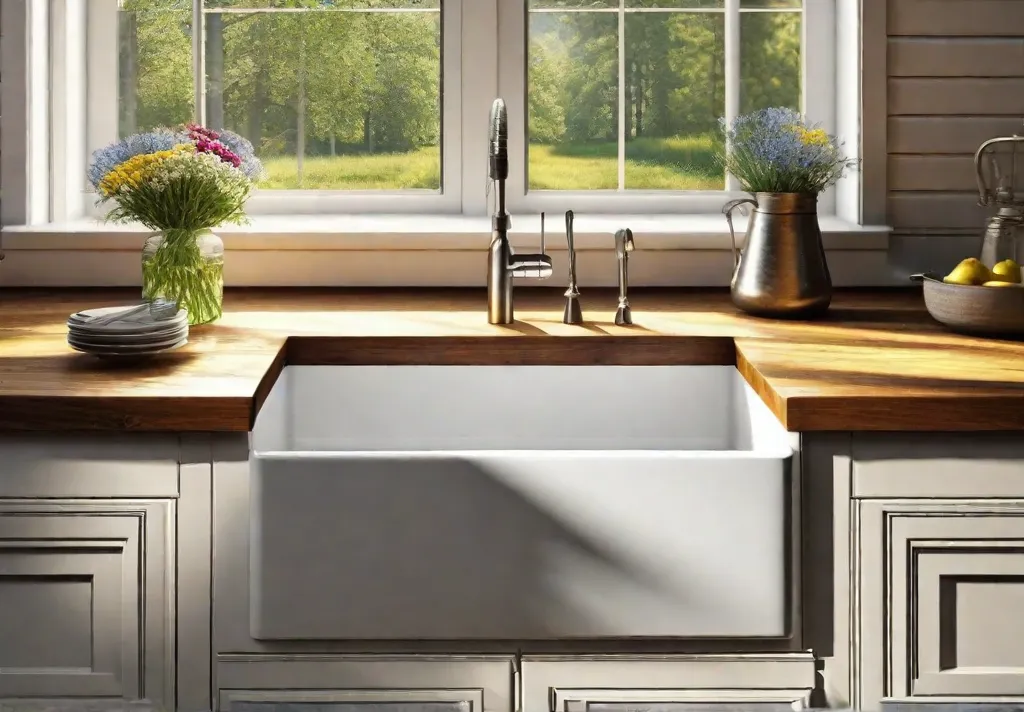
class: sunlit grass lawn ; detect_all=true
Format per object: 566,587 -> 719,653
261,148 -> 442,190
530,135 -> 724,191
259,135 -> 724,191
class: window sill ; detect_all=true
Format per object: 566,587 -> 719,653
3,213 -> 890,252
0,214 -> 897,288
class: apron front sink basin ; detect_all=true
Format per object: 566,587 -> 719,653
250,365 -> 793,640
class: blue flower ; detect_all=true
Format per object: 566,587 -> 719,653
87,130 -> 187,188
216,130 -> 264,180
718,108 -> 857,194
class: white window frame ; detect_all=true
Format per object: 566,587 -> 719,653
500,0 -> 838,216
0,0 -> 891,288
82,0 -> 464,217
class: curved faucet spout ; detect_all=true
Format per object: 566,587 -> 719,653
615,228 -> 635,259
489,99 -> 508,182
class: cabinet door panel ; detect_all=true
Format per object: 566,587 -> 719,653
521,655 -> 816,712
858,502 -> 1024,705
0,502 -> 173,706
216,656 -> 514,712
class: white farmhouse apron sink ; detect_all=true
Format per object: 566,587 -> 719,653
249,365 -> 793,640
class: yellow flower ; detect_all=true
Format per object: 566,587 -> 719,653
795,126 -> 830,147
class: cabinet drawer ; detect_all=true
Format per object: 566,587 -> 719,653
216,655 -> 515,712
0,501 -> 173,706
521,654 -> 816,712
851,434 -> 1024,499
858,501 -> 1024,704
0,435 -> 179,498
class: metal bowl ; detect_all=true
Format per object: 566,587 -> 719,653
913,273 -> 1024,338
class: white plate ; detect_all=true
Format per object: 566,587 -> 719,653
68,325 -> 189,345
68,306 -> 187,334
68,338 -> 188,358
68,334 -> 188,352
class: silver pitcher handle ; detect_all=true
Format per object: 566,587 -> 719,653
722,198 -> 758,268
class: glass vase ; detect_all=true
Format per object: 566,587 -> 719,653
141,228 -> 224,326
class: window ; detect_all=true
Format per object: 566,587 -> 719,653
499,0 -> 835,214
86,0 -> 462,215
76,0 -> 833,218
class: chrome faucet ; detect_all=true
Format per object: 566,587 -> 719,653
487,98 -> 552,324
614,228 -> 634,325
562,210 -> 583,325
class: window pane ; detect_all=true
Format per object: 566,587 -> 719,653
623,11 -> 724,190
118,2 -> 195,137
740,9 -> 801,114
206,5 -> 442,190
528,11 -> 619,190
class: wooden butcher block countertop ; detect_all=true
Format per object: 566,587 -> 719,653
1,287 -> 1023,433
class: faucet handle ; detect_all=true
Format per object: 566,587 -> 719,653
509,253 -> 553,279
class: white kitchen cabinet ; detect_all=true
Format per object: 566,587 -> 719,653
520,654 -> 817,712
0,434 -> 183,711
0,500 -> 174,704
215,655 -> 516,712
857,501 -> 1024,704
843,433 -> 1024,710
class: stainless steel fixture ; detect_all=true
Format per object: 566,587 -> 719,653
614,228 -> 634,325
975,124 -> 1024,267
724,193 -> 832,319
487,98 -> 552,324
562,210 -> 583,325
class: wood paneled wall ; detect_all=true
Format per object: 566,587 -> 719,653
887,0 -> 1024,233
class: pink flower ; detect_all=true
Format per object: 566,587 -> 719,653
194,137 -> 242,168
187,123 -> 220,141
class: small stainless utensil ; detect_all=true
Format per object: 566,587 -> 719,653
88,299 -> 178,327
614,228 -> 634,325
562,210 -> 583,325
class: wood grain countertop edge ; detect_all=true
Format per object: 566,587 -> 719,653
4,288 -> 1023,433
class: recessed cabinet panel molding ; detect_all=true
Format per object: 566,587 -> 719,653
857,501 -> 1024,708
215,655 -> 515,712
0,435 -> 179,498
521,654 -> 817,712
851,433 -> 1024,499
0,502 -> 174,706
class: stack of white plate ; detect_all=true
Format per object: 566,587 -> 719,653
67,304 -> 189,359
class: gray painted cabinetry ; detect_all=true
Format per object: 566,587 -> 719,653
0,435 -> 180,710
824,434 -> 1024,711
4,431 -> 1024,711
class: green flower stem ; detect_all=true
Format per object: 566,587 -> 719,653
142,229 -> 224,325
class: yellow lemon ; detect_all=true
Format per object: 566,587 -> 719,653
990,259 -> 1022,284
944,257 -> 991,286
983,280 -> 1021,288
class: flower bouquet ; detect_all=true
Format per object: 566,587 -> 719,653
88,125 -> 263,325
719,107 -> 857,195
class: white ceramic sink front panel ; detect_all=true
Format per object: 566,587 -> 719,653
249,365 -> 793,640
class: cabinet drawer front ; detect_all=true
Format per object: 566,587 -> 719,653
0,435 -> 179,498
858,502 -> 1024,704
0,502 -> 173,706
851,434 -> 1024,499
221,690 -> 475,712
522,655 -> 816,712
216,655 -> 515,712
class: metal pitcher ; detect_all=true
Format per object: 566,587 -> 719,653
723,193 -> 832,319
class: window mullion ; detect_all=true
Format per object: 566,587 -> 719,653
617,0 -> 625,192
193,0 -> 205,125
724,0 -> 741,193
